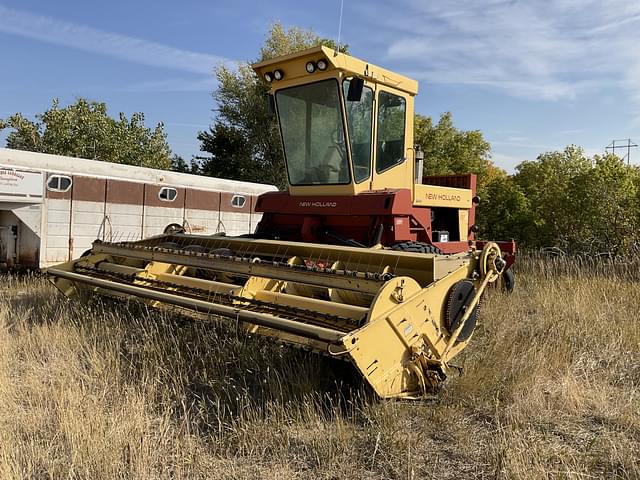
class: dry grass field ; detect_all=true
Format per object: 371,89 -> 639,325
0,256 -> 639,479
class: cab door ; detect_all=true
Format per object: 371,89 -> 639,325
342,77 -> 375,193
370,88 -> 414,191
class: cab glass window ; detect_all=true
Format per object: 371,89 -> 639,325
343,79 -> 373,183
159,187 -> 177,202
46,175 -> 72,192
376,91 -> 406,173
276,79 -> 350,185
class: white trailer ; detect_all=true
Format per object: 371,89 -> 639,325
0,148 -> 277,268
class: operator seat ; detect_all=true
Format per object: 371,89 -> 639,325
313,145 -> 348,183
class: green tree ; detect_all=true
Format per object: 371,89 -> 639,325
0,98 -> 172,169
476,169 -> 533,243
197,23 -> 347,189
414,111 -> 530,242
415,112 -> 494,195
514,145 -> 591,250
170,154 -> 201,174
259,23 -> 348,61
508,145 -> 640,254
572,154 -> 639,255
170,155 -> 190,173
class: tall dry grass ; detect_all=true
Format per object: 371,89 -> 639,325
0,256 -> 638,479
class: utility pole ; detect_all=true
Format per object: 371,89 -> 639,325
606,139 -> 638,165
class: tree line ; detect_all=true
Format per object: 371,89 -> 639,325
2,24 -> 637,256
478,146 -> 640,256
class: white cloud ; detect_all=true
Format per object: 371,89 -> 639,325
0,5 -> 230,74
491,138 -> 563,152
490,151 -> 526,172
120,77 -> 217,93
360,0 -> 640,103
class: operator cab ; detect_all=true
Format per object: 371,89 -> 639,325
253,46 -> 417,197
252,47 -> 492,256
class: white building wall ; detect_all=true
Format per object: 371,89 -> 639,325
219,211 -> 251,236
249,212 -> 263,233
1,149 -> 278,268
184,209 -> 220,235
105,203 -> 143,242
143,206 -> 184,238
45,198 -> 71,264
70,200 -> 106,258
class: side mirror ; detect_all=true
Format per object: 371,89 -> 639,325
266,94 -> 276,117
346,77 -> 364,102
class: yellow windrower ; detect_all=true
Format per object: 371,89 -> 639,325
48,46 -> 511,399
49,236 -> 504,398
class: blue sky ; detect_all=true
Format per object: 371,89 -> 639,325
1,0 -> 639,172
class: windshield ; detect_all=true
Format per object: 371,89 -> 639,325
276,79 -> 350,185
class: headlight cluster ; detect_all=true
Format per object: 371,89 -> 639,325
263,69 -> 284,83
263,58 -> 328,82
305,58 -> 328,74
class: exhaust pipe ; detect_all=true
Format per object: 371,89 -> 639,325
414,146 -> 424,184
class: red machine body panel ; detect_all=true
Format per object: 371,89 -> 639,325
254,188 -> 467,252
253,173 -> 515,268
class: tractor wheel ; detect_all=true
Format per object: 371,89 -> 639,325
501,269 -> 515,293
163,223 -> 185,234
390,241 -> 443,255
445,279 -> 480,342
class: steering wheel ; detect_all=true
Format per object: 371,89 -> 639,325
329,129 -> 346,163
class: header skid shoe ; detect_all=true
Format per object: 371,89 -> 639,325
48,233 -> 503,399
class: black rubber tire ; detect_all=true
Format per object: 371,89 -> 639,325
502,269 -> 515,293
163,223 -> 185,234
390,241 -> 444,255
445,279 -> 479,342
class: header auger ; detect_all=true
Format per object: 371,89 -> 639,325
48,46 -> 515,399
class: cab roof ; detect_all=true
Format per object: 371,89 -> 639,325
252,45 -> 419,96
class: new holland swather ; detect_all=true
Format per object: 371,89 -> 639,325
48,46 -> 516,399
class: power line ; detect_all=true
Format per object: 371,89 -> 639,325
605,138 -> 638,165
